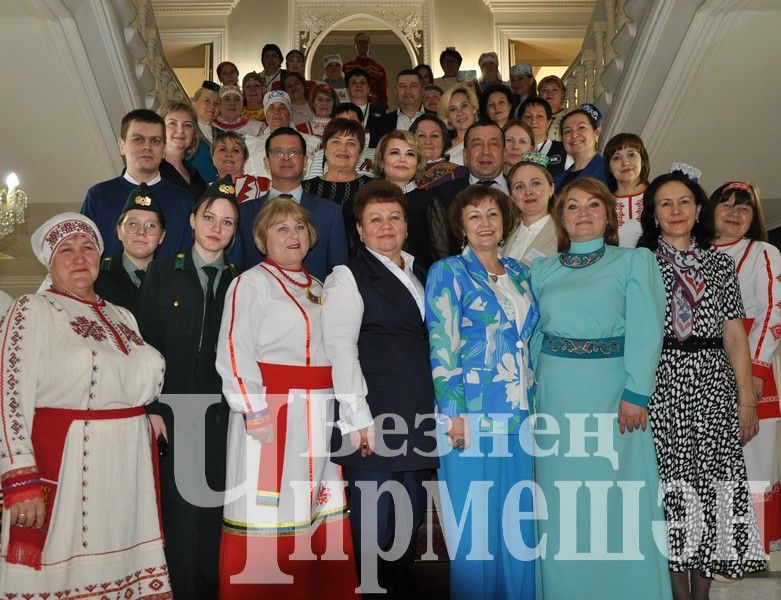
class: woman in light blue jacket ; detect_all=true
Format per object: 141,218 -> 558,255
425,185 -> 538,600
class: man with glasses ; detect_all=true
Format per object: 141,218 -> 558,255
244,90 -> 320,180
81,108 -> 193,258
342,32 -> 388,110
233,127 -> 347,280
95,183 -> 165,316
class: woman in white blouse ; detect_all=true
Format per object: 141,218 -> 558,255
322,180 -> 439,597
503,151 -> 557,266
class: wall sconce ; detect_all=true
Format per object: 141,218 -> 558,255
0,173 -> 28,237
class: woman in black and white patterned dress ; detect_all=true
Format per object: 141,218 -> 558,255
638,167 -> 767,600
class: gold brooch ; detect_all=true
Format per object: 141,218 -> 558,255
218,184 -> 235,194
134,195 -> 152,206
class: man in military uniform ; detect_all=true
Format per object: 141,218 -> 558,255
94,182 -> 165,316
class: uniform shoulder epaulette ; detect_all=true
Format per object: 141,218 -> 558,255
101,256 -> 113,271
174,252 -> 186,271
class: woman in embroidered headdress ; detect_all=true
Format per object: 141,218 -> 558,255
216,196 -> 370,599
532,177 -> 671,599
0,213 -> 171,597
638,167 -> 766,599
138,178 -> 240,599
711,180 -> 781,566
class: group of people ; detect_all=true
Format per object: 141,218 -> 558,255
0,39 -> 778,600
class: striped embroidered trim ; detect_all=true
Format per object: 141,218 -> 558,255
222,504 -> 348,537
226,276 -> 254,414
1,466 -> 44,507
245,409 -> 271,429
755,248 -> 775,362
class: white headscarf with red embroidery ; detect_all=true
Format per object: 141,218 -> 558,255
31,212 -> 103,267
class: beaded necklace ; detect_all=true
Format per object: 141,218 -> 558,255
264,259 -> 322,305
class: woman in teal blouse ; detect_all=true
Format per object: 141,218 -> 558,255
425,185 -> 538,599
531,177 -> 672,599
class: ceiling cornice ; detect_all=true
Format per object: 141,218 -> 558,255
151,1 -> 239,17
482,0 -> 594,13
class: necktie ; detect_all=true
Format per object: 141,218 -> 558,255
477,179 -> 496,187
196,266 -> 219,391
134,269 -> 146,286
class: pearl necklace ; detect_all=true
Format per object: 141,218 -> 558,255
264,259 -> 322,305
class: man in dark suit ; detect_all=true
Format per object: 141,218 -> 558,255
366,69 -> 425,148
81,108 -> 193,258
518,97 -> 568,179
94,182 -> 166,316
232,127 -> 348,279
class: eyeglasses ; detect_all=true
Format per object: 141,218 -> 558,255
122,220 -> 161,234
268,148 -> 304,159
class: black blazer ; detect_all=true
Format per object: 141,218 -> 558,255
94,253 -> 142,318
543,139 -> 567,180
403,187 -> 450,271
331,248 -> 439,472
138,248 -> 237,397
366,111 -> 396,148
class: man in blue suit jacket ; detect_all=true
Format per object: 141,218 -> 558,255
231,127 -> 347,280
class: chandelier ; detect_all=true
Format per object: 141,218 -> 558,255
0,173 -> 28,237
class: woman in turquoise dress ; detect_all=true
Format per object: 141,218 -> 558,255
425,185 -> 538,599
531,177 -> 672,599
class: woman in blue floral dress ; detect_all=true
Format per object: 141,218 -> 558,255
425,185 -> 538,599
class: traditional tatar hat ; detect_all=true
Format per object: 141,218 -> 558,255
263,90 -> 292,113
118,182 -> 165,229
520,151 -> 551,169
577,102 -> 603,125
510,63 -> 532,78
31,212 -> 103,267
201,80 -> 220,93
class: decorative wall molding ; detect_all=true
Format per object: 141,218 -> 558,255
292,0 -> 432,65
495,24 -> 587,72
151,1 -> 238,16
483,0 -> 594,13
158,27 -> 228,65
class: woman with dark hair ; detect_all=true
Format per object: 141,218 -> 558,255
323,180 -> 438,597
297,83 -> 338,138
282,71 -> 313,126
554,103 -> 607,190
410,113 -> 467,190
532,176 -> 671,600
373,130 -> 449,270
480,83 -> 515,129
638,166 -> 766,599
191,81 -> 221,182
426,185 -> 537,599
138,178 -> 240,599
159,100 -> 207,200
502,119 -> 534,175
259,43 -> 285,91
711,180 -> 781,564
604,132 -> 651,247
302,118 -> 372,252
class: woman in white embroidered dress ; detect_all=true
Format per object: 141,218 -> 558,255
0,213 -> 171,598
216,197 -> 372,599
603,132 -> 651,248
712,180 -> 781,564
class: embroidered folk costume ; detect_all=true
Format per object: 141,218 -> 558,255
714,236 -> 781,556
0,213 -> 171,598
216,260 -> 367,598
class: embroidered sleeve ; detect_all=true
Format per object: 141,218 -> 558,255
1,466 -> 44,507
747,244 -> 781,380
622,249 -> 667,407
216,274 -> 268,424
0,296 -> 44,475
425,261 -> 466,418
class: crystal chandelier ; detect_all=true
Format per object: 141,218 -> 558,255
0,173 -> 28,237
